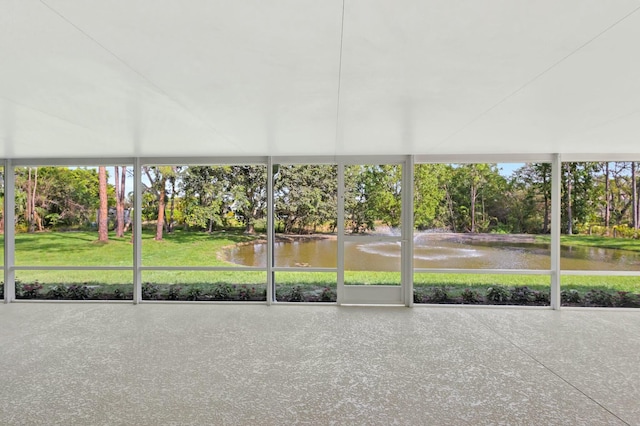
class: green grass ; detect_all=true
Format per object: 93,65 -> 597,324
3,230 -> 639,295
537,234 -> 640,253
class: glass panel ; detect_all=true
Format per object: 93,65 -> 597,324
15,270 -> 132,300
344,164 -> 402,235
561,275 -> 640,308
413,163 -> 551,269
274,164 -> 337,267
560,161 -> 640,271
141,271 -> 266,301
141,165 -> 267,267
274,271 -> 336,302
0,164 -> 4,266
344,240 -> 401,286
413,273 -> 550,306
14,165 -> 133,266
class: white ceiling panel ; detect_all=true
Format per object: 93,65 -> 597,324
1,0 -> 639,158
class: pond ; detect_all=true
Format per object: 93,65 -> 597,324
224,234 -> 640,271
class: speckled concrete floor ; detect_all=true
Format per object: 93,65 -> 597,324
0,304 -> 638,425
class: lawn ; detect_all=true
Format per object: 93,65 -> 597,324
3,230 -> 639,303
537,234 -> 640,253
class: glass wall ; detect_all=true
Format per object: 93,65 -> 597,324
140,163 -> 267,301
1,164 -> 4,300
1,156 -> 637,307
343,164 -> 402,286
557,161 -> 640,305
273,164 -> 337,302
413,162 -> 552,305
13,164 -> 133,300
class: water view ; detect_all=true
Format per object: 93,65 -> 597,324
225,233 -> 640,271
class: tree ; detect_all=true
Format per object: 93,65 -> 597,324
562,162 -> 601,234
274,165 -> 337,233
143,166 -> 174,240
114,166 -> 127,237
98,166 -> 109,242
414,164 -> 446,230
227,165 -> 267,234
181,166 -> 225,232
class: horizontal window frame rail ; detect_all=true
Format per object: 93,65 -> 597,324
561,270 -> 640,277
414,154 -> 554,164
11,158 -> 135,167
141,156 -> 268,166
344,235 -> 402,242
139,266 -> 265,272
12,266 -> 132,271
414,268 -> 552,275
272,267 -> 337,273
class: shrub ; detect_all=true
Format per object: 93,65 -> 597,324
561,289 -> 581,305
66,285 -> 93,300
212,284 -> 233,300
166,285 -> 182,301
532,290 -> 550,305
485,285 -> 510,303
236,286 -> 256,301
428,287 -> 449,303
19,282 -> 43,299
320,287 -> 336,302
287,286 -> 305,302
584,290 -> 613,307
510,286 -> 533,305
111,288 -> 126,300
142,282 -> 159,300
47,285 -> 68,299
613,291 -> 639,308
186,286 -> 203,301
461,288 -> 481,304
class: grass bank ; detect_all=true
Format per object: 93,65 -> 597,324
3,230 -> 639,301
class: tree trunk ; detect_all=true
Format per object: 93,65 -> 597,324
115,166 -> 126,237
470,184 -> 477,233
26,168 -> 33,231
566,165 -> 573,235
155,180 -> 166,240
632,162 -> 638,230
168,173 -> 176,233
98,166 -> 109,242
604,162 -> 610,233
32,168 -> 43,232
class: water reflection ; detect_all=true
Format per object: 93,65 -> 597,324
225,234 -> 640,271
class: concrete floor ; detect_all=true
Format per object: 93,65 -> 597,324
0,303 -> 638,425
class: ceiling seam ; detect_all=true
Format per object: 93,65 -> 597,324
334,0 -> 346,157
0,95 -> 110,138
37,0 -> 242,152
431,2 -> 640,151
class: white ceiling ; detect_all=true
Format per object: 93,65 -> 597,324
2,0 -> 640,159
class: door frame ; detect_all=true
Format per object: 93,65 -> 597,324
337,156 -> 413,305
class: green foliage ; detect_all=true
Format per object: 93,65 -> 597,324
186,286 -> 203,301
166,285 -> 182,300
285,285 -> 305,302
18,282 -> 43,299
320,287 -> 336,302
275,165 -> 337,233
584,289 -> 613,307
429,286 -> 449,303
212,283 -> 233,300
561,289 -> 582,305
461,288 -> 481,304
142,282 -> 160,300
485,285 -> 510,303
